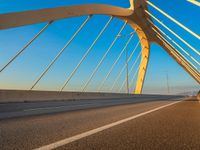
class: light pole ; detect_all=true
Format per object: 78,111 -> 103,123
125,47 -> 129,94
118,32 -> 132,94
165,71 -> 170,94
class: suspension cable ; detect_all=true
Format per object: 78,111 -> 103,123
148,19 -> 200,69
127,65 -> 140,93
118,51 -> 141,92
0,21 -> 53,73
156,33 -> 200,79
159,35 -> 200,80
146,1 -> 200,40
60,16 -> 113,92
30,16 -> 91,90
187,0 -> 200,6
81,20 -> 127,92
110,41 -> 140,91
97,30 -> 134,92
145,10 -> 200,56
154,27 -> 200,73
128,54 -> 147,93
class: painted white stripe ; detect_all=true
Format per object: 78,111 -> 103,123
34,100 -> 182,150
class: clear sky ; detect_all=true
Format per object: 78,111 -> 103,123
0,0 -> 199,94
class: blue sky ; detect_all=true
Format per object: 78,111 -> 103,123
0,0 -> 199,94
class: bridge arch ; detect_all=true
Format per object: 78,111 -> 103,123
0,2 -> 150,94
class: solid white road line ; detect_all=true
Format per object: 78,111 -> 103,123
34,100 -> 182,150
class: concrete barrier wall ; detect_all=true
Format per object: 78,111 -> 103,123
0,89 -> 181,103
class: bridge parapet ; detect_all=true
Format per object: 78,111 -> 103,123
0,90 -> 182,103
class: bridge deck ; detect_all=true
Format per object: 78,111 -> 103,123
0,97 -> 199,150
62,97 -> 200,150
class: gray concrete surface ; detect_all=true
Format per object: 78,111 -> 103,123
0,89 -> 181,103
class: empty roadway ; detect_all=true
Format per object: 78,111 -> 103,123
0,95 -> 182,119
0,96 -> 199,150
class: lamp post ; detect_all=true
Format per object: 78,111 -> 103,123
125,47 -> 129,94
165,71 -> 170,94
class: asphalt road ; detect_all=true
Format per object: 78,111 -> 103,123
0,95 -> 182,119
0,96 -> 199,150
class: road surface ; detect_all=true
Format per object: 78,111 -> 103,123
0,95 -> 181,119
0,96 -> 200,150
